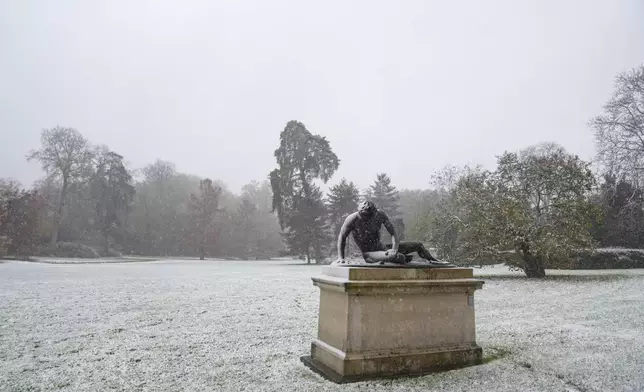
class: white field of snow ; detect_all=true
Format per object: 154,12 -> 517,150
1,260 -> 643,392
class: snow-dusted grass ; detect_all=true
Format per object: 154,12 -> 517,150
1,260 -> 643,392
27,256 -> 161,265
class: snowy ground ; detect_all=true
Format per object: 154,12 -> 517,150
1,260 -> 643,392
26,256 -> 161,264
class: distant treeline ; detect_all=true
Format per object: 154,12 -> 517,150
1,64 -> 644,278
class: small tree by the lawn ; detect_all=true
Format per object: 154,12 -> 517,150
189,179 -> 222,260
435,143 -> 600,278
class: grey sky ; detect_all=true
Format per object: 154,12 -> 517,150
1,0 -> 643,193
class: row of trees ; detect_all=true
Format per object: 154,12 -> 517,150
268,121 -> 413,262
0,123 -> 408,262
0,127 -> 285,259
2,64 -> 642,276
267,64 -> 644,276
399,64 -> 644,277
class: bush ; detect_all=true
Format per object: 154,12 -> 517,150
547,248 -> 644,270
37,242 -> 100,259
0,236 -> 8,259
97,248 -> 123,258
574,249 -> 644,269
106,248 -> 123,258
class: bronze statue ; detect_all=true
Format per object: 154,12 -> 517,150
335,201 -> 454,267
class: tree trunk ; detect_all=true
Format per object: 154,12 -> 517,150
520,242 -> 546,278
103,232 -> 110,256
522,254 -> 546,278
50,176 -> 69,245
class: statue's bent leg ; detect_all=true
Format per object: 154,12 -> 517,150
385,242 -> 439,261
363,251 -> 406,264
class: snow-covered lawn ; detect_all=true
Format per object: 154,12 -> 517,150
27,256 -> 161,264
1,260 -> 643,392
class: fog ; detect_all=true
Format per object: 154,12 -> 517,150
1,0 -> 643,191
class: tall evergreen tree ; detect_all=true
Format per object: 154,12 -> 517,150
91,148 -> 135,255
326,178 -> 360,241
366,173 -> 402,218
365,173 -> 404,239
269,120 -> 339,263
326,178 -> 361,257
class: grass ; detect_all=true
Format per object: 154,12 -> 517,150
0,260 -> 643,391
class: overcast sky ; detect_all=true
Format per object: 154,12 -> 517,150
1,0 -> 643,193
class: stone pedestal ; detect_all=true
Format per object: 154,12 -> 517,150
301,266 -> 484,383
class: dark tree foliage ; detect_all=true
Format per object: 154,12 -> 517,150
591,174 -> 644,248
365,173 -> 404,240
326,178 -> 360,241
430,143 -> 600,278
0,185 -> 44,257
269,120 -> 339,263
189,178 -> 222,260
91,149 -> 135,255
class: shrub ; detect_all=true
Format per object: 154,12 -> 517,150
106,248 -> 123,258
97,247 -> 123,258
0,236 -> 8,259
37,242 -> 100,258
548,248 -> 644,270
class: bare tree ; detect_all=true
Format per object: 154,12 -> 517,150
591,64 -> 644,186
27,126 -> 93,245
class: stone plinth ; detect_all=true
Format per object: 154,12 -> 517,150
301,266 -> 484,383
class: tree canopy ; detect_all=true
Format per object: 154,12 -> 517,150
429,143 -> 599,277
269,120 -> 339,263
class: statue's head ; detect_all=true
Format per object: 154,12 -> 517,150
358,200 -> 377,218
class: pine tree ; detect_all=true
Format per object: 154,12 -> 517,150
91,149 -> 135,255
326,178 -> 360,240
280,185 -> 330,263
365,173 -> 404,239
326,178 -> 361,257
366,173 -> 401,218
